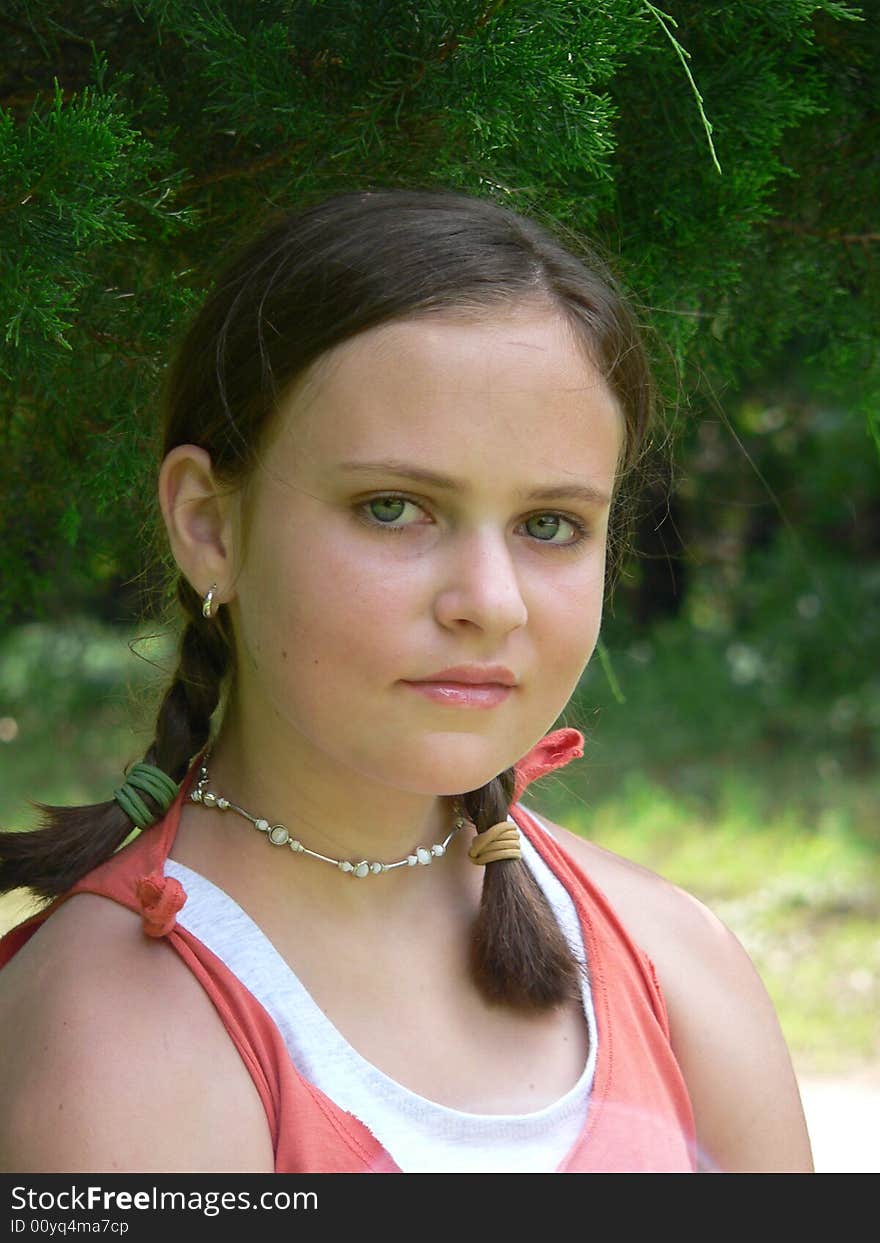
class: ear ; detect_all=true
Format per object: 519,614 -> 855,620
158,445 -> 239,605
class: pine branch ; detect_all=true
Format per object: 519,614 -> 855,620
176,143 -> 306,194
766,220 -> 880,246
350,0 -> 510,124
409,0 -> 509,89
642,2 -> 722,175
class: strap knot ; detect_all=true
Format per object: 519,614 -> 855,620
135,871 -> 186,938
513,728 -> 584,802
467,821 -> 522,866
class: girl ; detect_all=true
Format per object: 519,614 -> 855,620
0,187 -> 812,1173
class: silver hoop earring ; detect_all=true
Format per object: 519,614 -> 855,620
202,584 -> 218,619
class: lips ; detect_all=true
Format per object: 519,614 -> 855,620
401,665 -> 519,710
409,665 -> 518,687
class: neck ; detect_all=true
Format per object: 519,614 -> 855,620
190,714 -> 471,883
191,750 -> 467,876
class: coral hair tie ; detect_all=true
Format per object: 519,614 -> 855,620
467,821 -> 522,866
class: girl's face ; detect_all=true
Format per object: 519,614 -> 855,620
227,308 -> 622,797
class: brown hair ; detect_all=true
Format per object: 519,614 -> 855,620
0,186 -> 655,1011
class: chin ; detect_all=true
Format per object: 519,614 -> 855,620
389,736 -> 528,798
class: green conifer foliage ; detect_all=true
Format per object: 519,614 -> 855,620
0,1 -> 874,623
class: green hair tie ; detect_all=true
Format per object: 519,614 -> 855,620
113,763 -> 180,830
126,763 -> 180,807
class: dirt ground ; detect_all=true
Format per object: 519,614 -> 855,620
798,1065 -> 880,1173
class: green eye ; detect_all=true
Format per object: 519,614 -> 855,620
368,496 -> 408,523
525,514 -> 578,543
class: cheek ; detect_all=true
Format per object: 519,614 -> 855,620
254,531 -> 414,677
529,563 -> 607,679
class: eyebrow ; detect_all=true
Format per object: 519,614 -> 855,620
335,459 -> 612,507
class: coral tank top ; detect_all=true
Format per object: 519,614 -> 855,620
0,729 -> 697,1172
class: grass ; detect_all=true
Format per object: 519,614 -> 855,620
1,616 -> 878,1074
0,618 -> 172,817
534,769 -> 880,1074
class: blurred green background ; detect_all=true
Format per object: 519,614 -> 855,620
1,2 -> 878,1074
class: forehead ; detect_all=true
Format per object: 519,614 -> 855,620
267,310 -> 622,481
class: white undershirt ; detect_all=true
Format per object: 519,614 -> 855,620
165,813 -> 597,1172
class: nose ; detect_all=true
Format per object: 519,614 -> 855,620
433,526 -> 529,636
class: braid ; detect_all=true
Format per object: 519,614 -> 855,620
0,578 -> 232,900
147,578 -> 233,780
462,769 -> 582,1012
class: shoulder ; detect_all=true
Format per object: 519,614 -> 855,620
0,892 -> 273,1172
526,808 -> 814,1173
520,804 -> 715,960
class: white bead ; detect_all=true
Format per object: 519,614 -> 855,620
431,843 -> 445,856
290,839 -> 303,852
370,861 -> 383,874
407,855 -> 418,866
255,818 -> 270,832
416,847 -> 431,865
268,825 -> 290,846
202,792 -> 217,807
339,860 -> 353,872
190,790 -> 201,803
217,797 -> 229,810
354,862 -> 369,878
